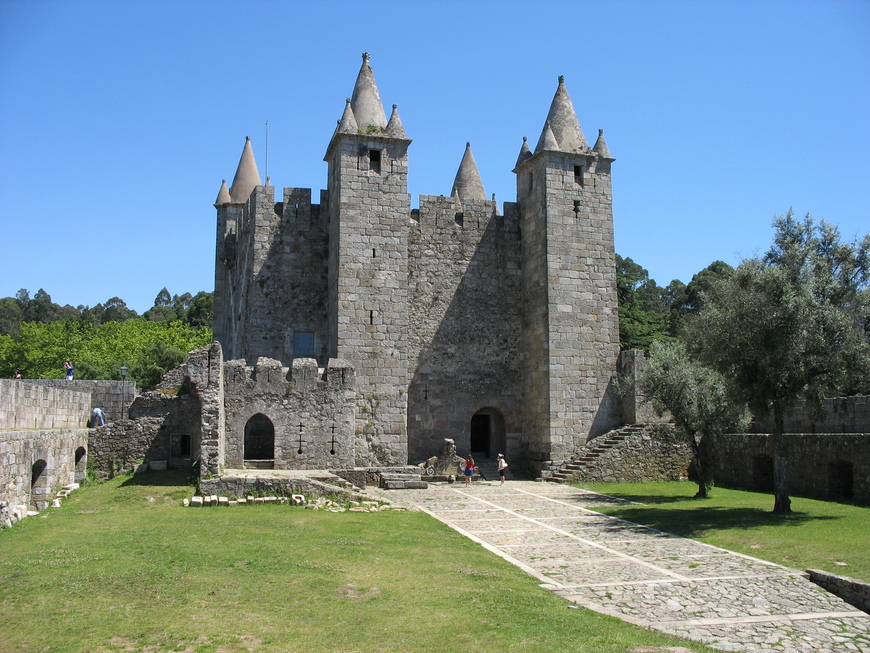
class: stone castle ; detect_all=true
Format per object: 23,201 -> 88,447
210,53 -> 621,476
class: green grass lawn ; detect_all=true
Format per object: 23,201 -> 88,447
0,471 -> 717,653
575,481 -> 870,582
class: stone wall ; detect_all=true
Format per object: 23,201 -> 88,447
571,424 -> 693,483
807,569 -> 870,614
87,417 -> 168,473
223,356 -> 356,470
616,350 -> 673,425
752,395 -> 870,434
704,432 -> 870,504
0,428 -> 89,516
0,380 -> 92,429
25,379 -> 137,424
406,195 -> 523,462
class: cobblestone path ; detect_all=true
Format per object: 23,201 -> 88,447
371,481 -> 870,652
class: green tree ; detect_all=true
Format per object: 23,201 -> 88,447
668,261 -> 734,337
616,255 -> 670,350
0,297 -> 23,336
690,212 -> 870,513
638,340 -> 748,498
185,291 -> 214,327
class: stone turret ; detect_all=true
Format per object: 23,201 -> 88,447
324,52 -> 411,466
515,75 -> 620,471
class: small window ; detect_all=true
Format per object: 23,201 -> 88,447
573,200 -> 582,217
294,332 -> 315,357
574,165 -> 584,185
369,149 -> 381,173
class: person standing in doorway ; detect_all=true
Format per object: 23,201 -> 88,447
497,453 -> 508,486
464,454 -> 475,487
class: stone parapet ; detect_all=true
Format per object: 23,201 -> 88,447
0,380 -> 92,430
808,569 -> 870,614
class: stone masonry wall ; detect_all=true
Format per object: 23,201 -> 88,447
704,432 -> 870,504
0,428 -> 89,516
752,395 -> 870,434
0,380 -> 92,429
25,379 -> 136,424
406,195 -> 523,462
572,424 -> 693,483
327,133 -> 410,466
223,356 -> 356,470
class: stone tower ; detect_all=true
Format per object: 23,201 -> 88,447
323,53 -> 412,465
514,76 -> 621,468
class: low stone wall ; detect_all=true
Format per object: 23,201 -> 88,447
0,428 -> 89,517
704,432 -> 870,504
573,424 -> 693,483
199,474 -> 363,501
0,380 -> 91,429
808,569 -> 870,614
87,418 -> 168,474
26,379 -> 137,424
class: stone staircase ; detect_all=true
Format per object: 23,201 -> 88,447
541,424 -> 646,483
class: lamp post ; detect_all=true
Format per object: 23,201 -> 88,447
120,364 -> 128,382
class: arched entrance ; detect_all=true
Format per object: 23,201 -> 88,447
244,414 -> 275,469
469,408 -> 506,459
30,459 -> 49,510
74,447 -> 87,483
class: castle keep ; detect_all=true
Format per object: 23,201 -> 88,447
211,54 -> 622,476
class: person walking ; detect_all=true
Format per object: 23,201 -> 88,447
497,453 -> 508,486
464,454 -> 475,487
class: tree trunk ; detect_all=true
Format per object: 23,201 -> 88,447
771,412 -> 791,514
689,432 -> 708,498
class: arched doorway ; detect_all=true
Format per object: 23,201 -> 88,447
828,460 -> 854,501
469,408 -> 506,459
74,447 -> 87,483
244,414 -> 275,469
752,454 -> 774,493
31,459 -> 49,510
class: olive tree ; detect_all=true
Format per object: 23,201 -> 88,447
690,212 -> 870,513
639,340 -> 747,498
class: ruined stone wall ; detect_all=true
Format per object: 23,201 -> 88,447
87,418 -> 168,472
616,350 -> 674,425
704,432 -> 870,504
223,357 -> 356,469
24,379 -> 136,424
0,380 -> 92,429
0,428 -> 89,515
406,195 -> 523,462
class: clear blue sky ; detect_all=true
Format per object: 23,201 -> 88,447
1,0 -> 867,313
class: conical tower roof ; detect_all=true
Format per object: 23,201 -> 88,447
592,128 -> 613,159
350,52 -> 387,131
337,98 -> 359,134
215,179 -> 231,206
385,104 -> 407,138
229,136 -> 261,203
515,136 -> 532,168
536,76 -> 588,153
535,121 -> 559,153
451,142 -> 486,201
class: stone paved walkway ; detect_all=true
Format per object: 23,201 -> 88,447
368,480 -> 870,652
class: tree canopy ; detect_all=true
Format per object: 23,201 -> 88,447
688,212 -> 870,512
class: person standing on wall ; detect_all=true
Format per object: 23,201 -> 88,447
497,453 -> 508,486
464,454 -> 475,487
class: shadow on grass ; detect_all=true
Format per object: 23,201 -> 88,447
119,469 -> 194,488
598,504 -> 838,539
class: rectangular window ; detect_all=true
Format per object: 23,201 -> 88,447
574,165 -> 584,185
369,149 -> 381,173
294,332 -> 315,357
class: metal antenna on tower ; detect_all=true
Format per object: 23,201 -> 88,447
265,120 -> 269,184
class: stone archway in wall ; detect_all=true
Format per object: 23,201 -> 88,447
74,447 -> 87,483
30,459 -> 50,510
244,414 -> 275,469
470,407 -> 506,459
